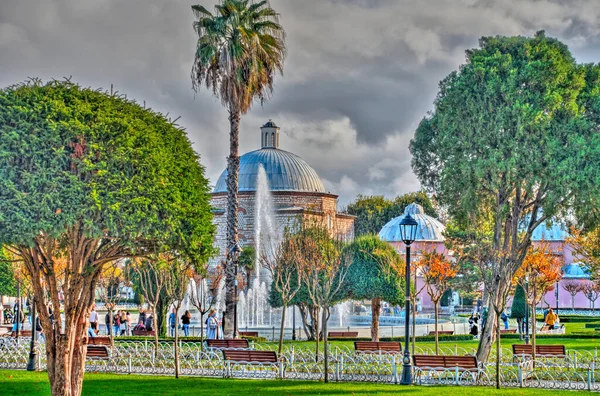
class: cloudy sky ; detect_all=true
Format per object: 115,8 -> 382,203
1,0 -> 600,206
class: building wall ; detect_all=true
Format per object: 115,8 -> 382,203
209,191 -> 354,266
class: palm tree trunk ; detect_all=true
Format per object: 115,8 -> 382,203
371,297 -> 381,342
322,306 -> 329,383
224,108 -> 241,339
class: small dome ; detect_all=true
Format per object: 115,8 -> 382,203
562,263 -> 589,279
262,119 -> 278,128
213,148 -> 326,193
378,203 -> 445,242
531,220 -> 568,241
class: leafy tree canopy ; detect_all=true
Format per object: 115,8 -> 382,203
0,79 -> 215,262
0,250 -> 16,297
346,191 -> 437,236
344,235 -> 405,305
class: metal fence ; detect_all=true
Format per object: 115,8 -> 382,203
1,339 -> 600,391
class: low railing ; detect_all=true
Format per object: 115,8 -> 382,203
3,339 -> 600,390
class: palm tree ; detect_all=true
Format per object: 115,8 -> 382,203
191,0 -> 286,338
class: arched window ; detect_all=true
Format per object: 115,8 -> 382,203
265,132 -> 269,147
272,132 -> 275,147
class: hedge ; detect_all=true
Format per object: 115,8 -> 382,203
328,335 -> 474,342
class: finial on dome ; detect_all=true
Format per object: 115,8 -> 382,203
260,119 -> 280,149
404,203 -> 425,215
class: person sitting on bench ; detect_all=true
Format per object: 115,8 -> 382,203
545,308 -> 558,330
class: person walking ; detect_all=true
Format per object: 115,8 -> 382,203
181,310 -> 192,337
125,312 -> 131,336
500,310 -> 509,330
89,305 -> 99,335
105,311 -> 112,336
120,311 -> 128,336
206,310 -> 218,339
545,308 -> 558,330
145,312 -> 153,332
168,309 -> 177,337
113,310 -> 121,337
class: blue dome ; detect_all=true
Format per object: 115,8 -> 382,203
562,263 -> 589,279
378,203 -> 445,242
531,220 -> 568,241
213,148 -> 326,193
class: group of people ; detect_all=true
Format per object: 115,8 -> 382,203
167,308 -> 221,338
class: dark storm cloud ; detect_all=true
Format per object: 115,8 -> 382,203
1,0 -> 599,205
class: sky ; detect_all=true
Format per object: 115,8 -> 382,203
1,0 -> 600,206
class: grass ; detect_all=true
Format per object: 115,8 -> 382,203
0,370 -> 592,395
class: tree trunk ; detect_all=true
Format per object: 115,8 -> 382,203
152,307 -> 159,354
322,305 -> 329,383
297,303 -> 314,340
278,304 -> 286,355
224,108 -> 241,339
434,301 -> 439,355
572,295 -> 575,311
108,308 -> 114,345
174,309 -> 180,379
371,297 -> 381,342
531,302 -> 536,363
495,310 -> 501,389
476,299 -> 499,363
516,318 -> 523,339
200,312 -> 205,350
314,307 -> 320,363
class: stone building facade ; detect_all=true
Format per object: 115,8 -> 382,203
209,121 -> 354,267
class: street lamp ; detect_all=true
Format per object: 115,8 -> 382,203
399,213 -> 418,386
231,243 -> 241,339
555,280 -> 559,315
26,297 -> 38,371
524,273 -> 530,345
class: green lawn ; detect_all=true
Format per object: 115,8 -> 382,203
0,370 -> 592,395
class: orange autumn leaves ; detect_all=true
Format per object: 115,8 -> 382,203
514,243 -> 563,303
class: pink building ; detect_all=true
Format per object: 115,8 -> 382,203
379,204 -> 592,311
379,203 -> 447,310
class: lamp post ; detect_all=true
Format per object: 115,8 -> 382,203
232,243 -> 241,339
399,213 -> 418,385
26,297 -> 38,371
524,273 -> 530,345
292,306 -> 296,341
555,280 -> 559,315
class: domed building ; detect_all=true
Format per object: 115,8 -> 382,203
209,121 -> 355,266
379,203 -> 448,310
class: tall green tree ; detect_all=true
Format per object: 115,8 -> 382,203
0,80 -> 215,396
346,192 -> 437,236
191,0 -> 286,338
345,235 -> 404,341
410,32 -> 600,364
510,285 -> 527,338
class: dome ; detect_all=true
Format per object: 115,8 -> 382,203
378,203 -> 445,242
213,148 -> 326,193
562,263 -> 589,279
531,220 -> 568,241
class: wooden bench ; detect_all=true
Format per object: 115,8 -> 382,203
222,349 -> 282,377
6,330 -> 32,338
86,336 -> 111,346
86,345 -> 110,360
428,330 -> 454,336
207,339 -> 250,349
239,331 -> 259,338
354,341 -> 401,354
512,344 -> 566,359
500,329 -> 517,334
131,329 -> 155,336
413,354 -> 479,372
328,331 -> 358,338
